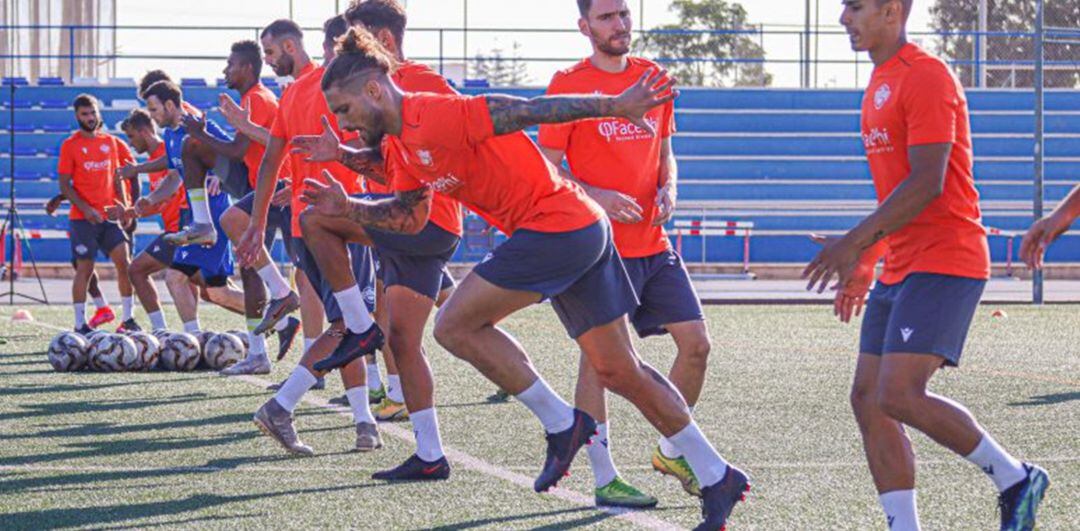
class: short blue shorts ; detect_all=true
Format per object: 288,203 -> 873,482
622,249 -> 704,338
368,222 -> 460,301
171,193 -> 234,285
291,238 -> 376,323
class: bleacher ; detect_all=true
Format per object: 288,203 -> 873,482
2,76 -> 1078,268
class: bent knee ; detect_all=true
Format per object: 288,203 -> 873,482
876,387 -> 922,421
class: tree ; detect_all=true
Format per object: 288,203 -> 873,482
931,0 -> 1079,88
635,0 -> 771,87
470,41 -> 531,86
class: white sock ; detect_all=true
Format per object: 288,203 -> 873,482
274,317 -> 291,332
411,408 -> 445,462
74,303 -> 86,328
247,319 -> 267,357
668,421 -> 728,489
332,285 -> 375,334
258,264 -> 292,300
93,295 -> 107,309
368,362 -> 383,391
879,490 -> 921,531
659,435 -> 682,459
121,296 -> 134,321
515,378 -> 574,434
387,374 -> 404,403
274,366 -> 317,413
965,433 -> 1027,491
183,320 -> 200,334
345,386 -> 376,425
304,337 -> 317,353
148,310 -> 167,330
189,188 -> 212,225
587,422 -> 618,488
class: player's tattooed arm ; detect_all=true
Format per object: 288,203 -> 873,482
485,68 -> 677,136
300,173 -> 431,235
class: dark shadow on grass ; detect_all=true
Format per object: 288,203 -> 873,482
1009,391 -> 1080,407
0,377 -> 215,398
0,412 -> 256,440
0,429 -> 263,467
0,483 -> 380,530
96,512 -> 262,530
426,507 -> 611,531
0,392 -> 266,422
0,358 -> 45,367
435,400 -> 508,410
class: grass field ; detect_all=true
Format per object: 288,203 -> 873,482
0,304 -> 1076,530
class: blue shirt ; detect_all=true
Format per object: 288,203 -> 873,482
162,116 -> 232,175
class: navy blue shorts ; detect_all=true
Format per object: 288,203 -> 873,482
623,249 -> 704,338
473,219 -> 639,339
139,233 -> 179,266
859,273 -> 986,367
291,238 -> 376,323
171,192 -> 234,286
70,220 -> 128,261
368,222 -> 460,301
232,186 -> 292,251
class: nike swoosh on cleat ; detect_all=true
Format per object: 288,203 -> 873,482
422,465 -> 443,475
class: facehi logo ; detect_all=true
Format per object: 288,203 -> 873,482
428,173 -> 463,194
597,116 -> 659,142
874,83 -> 892,110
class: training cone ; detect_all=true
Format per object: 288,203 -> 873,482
991,309 -> 1008,319
11,309 -> 33,322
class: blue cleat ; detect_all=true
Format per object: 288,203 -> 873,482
372,454 -> 451,481
311,324 -> 384,373
695,465 -> 751,531
999,463 -> 1050,531
275,316 -> 301,361
533,409 -> 596,493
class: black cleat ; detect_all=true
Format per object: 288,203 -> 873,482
275,316 -> 301,361
695,465 -> 751,531
116,318 -> 142,334
311,324 -> 384,373
998,463 -> 1050,531
266,376 -> 325,392
75,324 -> 94,336
372,454 -> 451,481
534,409 -> 596,493
328,394 -> 348,406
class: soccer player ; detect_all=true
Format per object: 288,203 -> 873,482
535,0 -> 709,507
137,80 -> 245,333
301,29 -> 749,529
57,94 -> 136,334
185,39 -> 302,368
804,2 -> 1050,530
231,17 -> 382,454
1020,183 -> 1080,269
43,197 -> 115,329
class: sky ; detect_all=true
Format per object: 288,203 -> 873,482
114,0 -> 938,88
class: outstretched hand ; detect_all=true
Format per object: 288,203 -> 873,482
291,116 -> 342,163
300,172 -> 352,218
612,68 -> 678,137
1020,213 -> 1071,270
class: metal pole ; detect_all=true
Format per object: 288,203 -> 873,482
463,0 -> 468,78
8,83 -> 14,305
978,0 -> 988,87
803,0 -> 811,88
1033,0 -> 1045,304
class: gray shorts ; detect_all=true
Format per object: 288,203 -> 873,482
368,222 -> 460,301
70,220 -> 129,261
623,250 -> 704,338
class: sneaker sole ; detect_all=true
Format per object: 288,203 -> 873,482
350,440 -> 384,453
596,497 -> 660,509
253,416 -> 313,456
376,409 -> 409,422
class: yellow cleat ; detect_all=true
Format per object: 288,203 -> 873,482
374,397 -> 409,422
652,445 -> 701,497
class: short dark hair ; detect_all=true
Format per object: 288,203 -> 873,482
121,108 -> 154,131
231,40 -> 263,79
72,93 -> 99,111
138,69 -> 172,99
261,19 -> 303,41
143,80 -> 183,108
577,0 -> 592,17
323,15 -> 349,47
345,0 -> 407,46
322,27 -> 395,91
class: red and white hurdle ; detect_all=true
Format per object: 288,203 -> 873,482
673,219 -> 755,277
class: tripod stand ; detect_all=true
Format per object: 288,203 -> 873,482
1,82 -> 49,305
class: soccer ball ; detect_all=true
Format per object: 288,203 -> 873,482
83,328 -> 107,342
128,332 -> 161,371
196,330 -> 216,352
204,333 -> 246,369
226,329 -> 250,351
85,333 -> 113,371
159,332 -> 201,371
91,334 -> 137,372
48,332 -> 89,372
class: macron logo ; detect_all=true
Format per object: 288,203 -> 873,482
900,328 -> 914,343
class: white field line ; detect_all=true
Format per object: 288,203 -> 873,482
3,314 -> 684,531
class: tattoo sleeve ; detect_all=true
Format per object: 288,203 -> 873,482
485,94 -> 617,136
345,187 -> 431,234
338,146 -> 384,174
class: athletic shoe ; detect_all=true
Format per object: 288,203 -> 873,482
372,454 -> 451,481
999,463 -> 1050,531
374,397 -> 409,422
352,422 -> 383,452
695,466 -> 751,531
163,222 -> 217,247
266,376 -> 325,391
253,398 -> 314,456
220,356 -> 271,376
274,317 -> 301,361
595,476 -> 659,508
652,446 -> 702,497
253,291 -> 301,336
368,386 -> 386,404
116,318 -> 142,334
75,324 -> 94,335
88,307 -> 115,329
487,389 -> 512,403
327,393 -> 348,406
534,409 -> 596,493
311,324 -> 384,373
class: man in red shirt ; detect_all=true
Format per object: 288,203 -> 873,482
224,17 -> 383,455
805,2 -> 1049,529
57,94 -> 135,334
536,0 -> 708,507
299,29 -> 749,529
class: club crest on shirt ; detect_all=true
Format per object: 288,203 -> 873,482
416,149 -> 433,167
99,144 -> 111,154
81,147 -> 88,155
874,83 -> 892,110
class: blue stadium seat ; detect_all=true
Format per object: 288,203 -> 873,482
181,78 -> 208,88
261,77 -> 279,88
42,124 -> 70,133
38,99 -> 69,109
11,124 -> 35,133
37,77 -> 65,87
2,77 -> 30,86
1,99 -> 34,109
13,146 -> 37,157
463,79 -> 490,88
